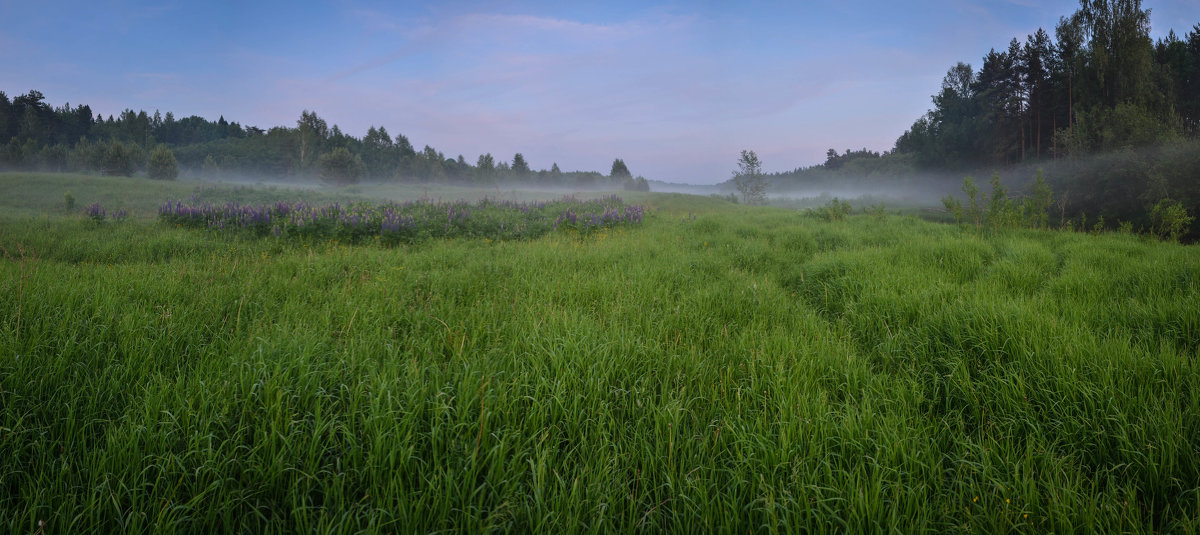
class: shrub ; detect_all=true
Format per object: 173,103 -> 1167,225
944,176 -> 982,226
816,197 -> 852,222
1150,198 -> 1193,242
867,203 -> 887,219
1022,169 -> 1053,229
986,173 -> 1021,228
101,140 -> 136,177
318,147 -> 365,186
147,145 -> 178,180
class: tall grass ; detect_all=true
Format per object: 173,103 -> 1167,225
1,174 -> 1197,532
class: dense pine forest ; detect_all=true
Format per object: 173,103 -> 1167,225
760,1 -> 1199,237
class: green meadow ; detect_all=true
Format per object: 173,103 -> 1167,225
1,172 -> 1197,533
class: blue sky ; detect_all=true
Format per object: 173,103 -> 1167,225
2,1 -> 1196,183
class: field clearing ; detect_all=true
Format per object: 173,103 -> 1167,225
1,173 -> 1198,532
0,173 -> 642,220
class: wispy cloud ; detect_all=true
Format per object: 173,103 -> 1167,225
458,13 -> 642,38
129,72 -> 181,80
326,49 -> 419,82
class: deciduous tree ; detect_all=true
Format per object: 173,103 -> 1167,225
732,150 -> 767,205
318,147 -> 364,185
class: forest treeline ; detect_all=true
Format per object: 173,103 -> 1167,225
0,94 -> 651,191
896,1 -> 1198,166
754,0 -> 1198,238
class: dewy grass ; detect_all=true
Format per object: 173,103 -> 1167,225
1,173 -> 1198,533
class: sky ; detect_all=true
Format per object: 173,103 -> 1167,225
2,1 -> 1196,184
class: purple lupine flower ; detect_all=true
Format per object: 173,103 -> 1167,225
86,202 -> 105,221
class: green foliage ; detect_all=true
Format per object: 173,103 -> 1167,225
622,175 -> 650,192
823,147 -> 882,169
296,109 -> 328,171
100,140 -> 136,176
1,88 -> 633,188
1150,198 -> 1193,241
67,137 -> 102,171
815,197 -> 853,221
1022,170 -> 1053,228
1058,102 -> 1179,154
1034,139 -> 1200,238
986,173 -> 1022,228
867,202 -> 888,219
510,152 -> 531,176
609,158 -> 631,180
962,176 -> 983,226
36,144 -> 67,172
147,144 -> 178,180
473,153 -> 495,181
946,172 -> 1054,231
732,149 -> 767,205
63,190 -> 75,212
894,0 -> 1193,168
318,147 -> 365,186
942,193 -> 963,223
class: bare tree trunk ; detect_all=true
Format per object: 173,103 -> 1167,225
1037,108 -> 1041,159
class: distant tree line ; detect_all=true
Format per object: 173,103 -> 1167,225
897,0 -> 1200,238
895,0 -> 1199,167
755,147 -> 921,193
0,90 -> 645,189
744,0 -> 1198,239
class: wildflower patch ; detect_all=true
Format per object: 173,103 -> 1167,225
158,195 -> 644,245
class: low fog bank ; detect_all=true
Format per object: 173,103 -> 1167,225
646,180 -> 723,196
837,140 -> 1200,239
768,175 -> 963,206
141,137 -> 1200,240
170,172 -> 646,205
175,172 -> 328,190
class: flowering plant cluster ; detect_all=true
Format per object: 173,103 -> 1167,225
158,195 -> 644,245
85,202 -> 128,222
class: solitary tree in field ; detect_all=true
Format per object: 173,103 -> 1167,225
733,150 -> 767,205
